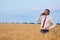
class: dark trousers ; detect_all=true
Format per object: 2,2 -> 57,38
40,29 -> 49,33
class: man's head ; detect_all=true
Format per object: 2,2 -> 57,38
44,9 -> 50,15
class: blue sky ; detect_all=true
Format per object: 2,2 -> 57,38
0,0 -> 60,23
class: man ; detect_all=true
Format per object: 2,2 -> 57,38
36,9 -> 56,33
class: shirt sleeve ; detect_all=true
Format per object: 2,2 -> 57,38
36,16 -> 42,22
49,17 -> 56,29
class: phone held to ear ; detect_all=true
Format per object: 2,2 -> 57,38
42,13 -> 45,15
40,13 -> 45,16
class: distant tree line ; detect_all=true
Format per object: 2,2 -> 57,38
0,22 -> 41,24
57,23 -> 60,25
0,22 -> 60,24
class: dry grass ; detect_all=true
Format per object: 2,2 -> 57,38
0,24 -> 60,40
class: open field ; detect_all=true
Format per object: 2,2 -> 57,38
0,24 -> 60,40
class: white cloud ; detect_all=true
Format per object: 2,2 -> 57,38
34,6 -> 40,11
49,6 -> 60,10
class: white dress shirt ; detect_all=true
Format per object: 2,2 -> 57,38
36,15 -> 56,29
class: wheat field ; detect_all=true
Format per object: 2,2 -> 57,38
0,24 -> 60,40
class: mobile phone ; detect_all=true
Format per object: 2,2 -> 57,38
42,13 -> 45,15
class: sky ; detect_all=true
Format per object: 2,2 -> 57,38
0,0 -> 60,23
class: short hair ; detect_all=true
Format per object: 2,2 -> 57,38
45,9 -> 50,15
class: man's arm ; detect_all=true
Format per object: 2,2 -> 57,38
49,17 -> 56,29
36,13 -> 44,22
36,16 -> 42,22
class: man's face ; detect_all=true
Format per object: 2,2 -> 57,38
44,10 -> 49,15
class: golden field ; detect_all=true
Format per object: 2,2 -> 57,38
0,24 -> 60,40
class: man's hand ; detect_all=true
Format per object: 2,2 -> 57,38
40,13 -> 44,16
45,27 -> 49,30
